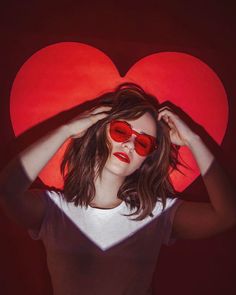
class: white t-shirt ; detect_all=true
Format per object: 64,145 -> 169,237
29,189 -> 183,295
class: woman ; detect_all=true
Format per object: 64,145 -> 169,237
0,83 -> 235,295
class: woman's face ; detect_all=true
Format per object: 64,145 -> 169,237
104,112 -> 157,178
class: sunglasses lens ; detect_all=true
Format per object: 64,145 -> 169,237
110,121 -> 131,142
135,135 -> 154,156
109,121 -> 157,156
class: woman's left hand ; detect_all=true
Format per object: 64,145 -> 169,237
157,107 -> 198,147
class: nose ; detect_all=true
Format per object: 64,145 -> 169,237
121,135 -> 135,152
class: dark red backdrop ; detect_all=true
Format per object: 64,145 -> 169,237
0,1 -> 235,294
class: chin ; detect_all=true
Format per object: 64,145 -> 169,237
106,167 -> 129,177
104,162 -> 130,177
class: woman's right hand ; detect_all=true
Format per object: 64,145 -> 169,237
0,106 -> 113,232
65,106 -> 112,138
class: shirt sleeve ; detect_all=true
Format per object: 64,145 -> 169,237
27,189 -> 52,240
162,197 -> 184,246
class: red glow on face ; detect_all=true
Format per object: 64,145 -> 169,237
10,42 -> 228,191
110,120 -> 157,156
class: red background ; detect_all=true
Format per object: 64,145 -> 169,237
0,1 -> 236,294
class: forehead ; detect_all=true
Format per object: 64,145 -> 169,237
125,112 -> 157,137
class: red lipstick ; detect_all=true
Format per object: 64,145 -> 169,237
113,152 -> 130,163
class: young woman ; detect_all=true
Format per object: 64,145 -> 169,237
0,83 -> 235,295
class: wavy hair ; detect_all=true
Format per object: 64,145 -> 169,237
60,83 -> 182,220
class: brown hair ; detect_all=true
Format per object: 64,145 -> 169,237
60,83 -> 181,220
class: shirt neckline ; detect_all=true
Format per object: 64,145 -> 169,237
87,201 -> 125,213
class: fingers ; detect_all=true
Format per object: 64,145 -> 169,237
90,106 -> 112,115
68,106 -> 112,138
82,106 -> 111,117
89,112 -> 107,124
157,107 -> 178,123
88,106 -> 112,124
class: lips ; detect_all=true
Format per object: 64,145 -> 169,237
113,152 -> 130,163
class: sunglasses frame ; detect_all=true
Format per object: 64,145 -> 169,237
109,120 -> 158,156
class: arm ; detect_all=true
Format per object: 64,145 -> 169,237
0,106 -> 110,231
0,125 -> 69,231
158,108 -> 236,240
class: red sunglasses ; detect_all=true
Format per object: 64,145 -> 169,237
109,120 -> 157,156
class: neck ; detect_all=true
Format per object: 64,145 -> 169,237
92,169 -> 125,207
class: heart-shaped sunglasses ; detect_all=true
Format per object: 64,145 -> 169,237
109,120 -> 157,156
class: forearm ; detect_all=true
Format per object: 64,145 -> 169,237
0,105 -> 110,199
20,125 -> 70,181
0,124 -> 70,196
187,135 -> 236,223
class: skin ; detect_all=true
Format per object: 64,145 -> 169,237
91,112 -> 157,208
0,104 -> 235,240
158,107 -> 236,239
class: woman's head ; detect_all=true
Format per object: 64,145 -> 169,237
61,83 -> 180,220
104,112 -> 157,178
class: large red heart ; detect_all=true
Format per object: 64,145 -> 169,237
10,42 -> 228,191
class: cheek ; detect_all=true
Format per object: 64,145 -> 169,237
107,134 -> 114,147
106,126 -> 114,143
106,127 -> 124,152
133,155 -> 147,170
106,127 -> 115,151
106,136 -> 120,155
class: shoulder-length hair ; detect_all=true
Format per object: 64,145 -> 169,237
60,83 -> 181,220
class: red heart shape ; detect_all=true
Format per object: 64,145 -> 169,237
10,42 -> 228,191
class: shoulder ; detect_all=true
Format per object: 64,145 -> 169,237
29,189 -> 68,210
45,189 -> 64,202
152,196 -> 184,218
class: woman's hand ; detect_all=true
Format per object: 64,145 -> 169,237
157,107 -> 198,147
158,107 -> 236,242
65,106 -> 112,138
